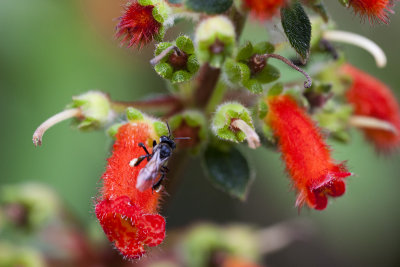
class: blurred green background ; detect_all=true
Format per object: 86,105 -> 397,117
0,0 -> 399,266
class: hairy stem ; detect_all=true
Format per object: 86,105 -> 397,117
150,45 -> 177,66
261,53 -> 312,88
194,8 -> 246,108
111,95 -> 183,117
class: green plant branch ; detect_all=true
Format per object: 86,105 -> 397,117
111,95 -> 184,116
194,7 -> 247,108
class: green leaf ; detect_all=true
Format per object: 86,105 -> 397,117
155,62 -> 173,79
203,145 -> 252,200
281,1 -> 311,64
223,59 -> 250,84
187,54 -> 200,73
253,64 -> 280,84
176,35 -> 195,54
267,83 -> 283,96
171,70 -> 192,83
253,42 -> 274,55
236,41 -> 253,61
155,42 -> 173,56
302,0 -> 329,22
243,79 -> 263,94
185,0 -> 233,14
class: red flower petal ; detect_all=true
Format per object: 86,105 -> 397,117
265,95 -> 351,210
243,0 -> 287,20
101,122 -> 160,212
96,122 -> 165,258
116,1 -> 161,47
95,196 -> 165,260
348,0 -> 397,24
342,64 -> 400,151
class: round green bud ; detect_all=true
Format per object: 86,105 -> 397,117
195,16 -> 236,68
71,91 -> 114,130
212,102 -> 255,143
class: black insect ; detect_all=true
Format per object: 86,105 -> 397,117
130,123 -> 188,192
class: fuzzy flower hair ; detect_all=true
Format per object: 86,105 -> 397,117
342,64 -> 400,151
348,0 -> 397,24
243,0 -> 287,20
95,122 -> 165,259
265,94 -> 352,210
116,1 -> 162,47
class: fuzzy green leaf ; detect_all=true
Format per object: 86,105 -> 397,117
243,79 -> 263,94
203,145 -> 251,200
155,63 -> 173,79
253,64 -> 280,84
236,41 -> 253,61
281,1 -> 311,64
176,35 -> 195,54
253,42 -> 274,55
185,0 -> 233,14
171,70 -> 192,83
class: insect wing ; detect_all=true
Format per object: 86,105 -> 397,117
136,150 -> 163,192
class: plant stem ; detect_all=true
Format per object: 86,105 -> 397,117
261,53 -> 312,88
194,8 -> 246,108
111,95 -> 183,117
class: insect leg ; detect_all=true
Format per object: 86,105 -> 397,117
133,155 -> 148,166
152,173 -> 165,192
138,142 -> 151,155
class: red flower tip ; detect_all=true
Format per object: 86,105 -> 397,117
265,95 -> 351,210
348,0 -> 397,24
342,64 -> 400,151
243,0 -> 287,20
116,1 -> 162,47
96,122 -> 165,258
95,196 -> 165,260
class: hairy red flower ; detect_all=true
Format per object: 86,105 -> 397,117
348,0 -> 397,24
342,64 -> 400,151
243,0 -> 286,20
96,122 -> 165,259
116,1 -> 161,47
265,95 -> 351,210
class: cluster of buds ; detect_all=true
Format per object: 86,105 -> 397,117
32,0 -> 400,261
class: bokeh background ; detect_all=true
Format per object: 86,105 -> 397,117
1,0 -> 399,266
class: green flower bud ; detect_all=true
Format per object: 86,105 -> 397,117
0,183 -> 59,231
0,243 -> 45,267
107,123 -> 124,139
212,102 -> 260,149
126,107 -> 145,121
153,120 -> 169,136
195,16 -> 236,68
71,91 -> 115,130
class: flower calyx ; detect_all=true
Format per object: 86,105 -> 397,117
212,102 -> 260,149
152,36 -> 199,84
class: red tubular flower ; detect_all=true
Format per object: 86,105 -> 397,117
348,0 -> 397,24
265,95 -> 352,210
95,122 -> 165,259
342,64 -> 400,151
116,1 -> 162,47
243,0 -> 287,20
